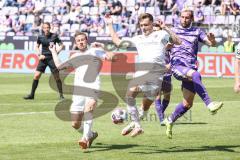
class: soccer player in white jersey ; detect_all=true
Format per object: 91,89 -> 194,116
234,42 -> 240,93
49,31 -> 114,149
105,13 -> 181,137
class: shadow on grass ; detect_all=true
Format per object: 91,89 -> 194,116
83,143 -> 140,153
174,122 -> 208,125
129,145 -> 240,154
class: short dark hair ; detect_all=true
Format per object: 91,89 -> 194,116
138,13 -> 153,23
43,22 -> 51,27
74,31 -> 88,40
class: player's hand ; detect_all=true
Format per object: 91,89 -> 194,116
104,14 -> 113,25
91,42 -> 104,48
156,19 -> 166,29
39,55 -> 45,60
207,33 -> 215,42
49,44 -> 57,53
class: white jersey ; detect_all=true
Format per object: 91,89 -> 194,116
125,30 -> 170,78
72,47 -> 105,91
126,30 -> 170,64
236,42 -> 240,59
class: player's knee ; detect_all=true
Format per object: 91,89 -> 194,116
192,71 -> 201,80
84,105 -> 95,112
34,73 -> 41,80
183,100 -> 193,109
71,121 -> 81,129
129,86 -> 138,92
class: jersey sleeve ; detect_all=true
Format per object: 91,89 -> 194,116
161,30 -> 170,45
198,28 -> 207,43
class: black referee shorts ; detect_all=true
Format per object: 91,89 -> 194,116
36,57 -> 58,73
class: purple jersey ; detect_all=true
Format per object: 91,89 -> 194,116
170,25 -> 207,69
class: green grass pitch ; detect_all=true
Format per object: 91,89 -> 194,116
0,73 -> 239,160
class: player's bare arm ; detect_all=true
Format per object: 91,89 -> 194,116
56,43 -> 64,54
91,42 -> 116,61
105,15 -> 121,47
163,26 -> 182,45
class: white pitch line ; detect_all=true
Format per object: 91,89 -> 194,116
0,100 -> 239,117
0,111 -> 53,116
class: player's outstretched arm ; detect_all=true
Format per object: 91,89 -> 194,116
105,15 -> 121,47
162,26 -> 182,45
49,45 -> 62,69
91,42 -> 116,61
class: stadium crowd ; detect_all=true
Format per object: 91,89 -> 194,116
0,0 -> 240,37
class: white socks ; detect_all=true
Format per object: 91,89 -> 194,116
83,112 -> 93,140
127,105 -> 141,128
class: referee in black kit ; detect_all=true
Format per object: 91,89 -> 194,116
24,22 -> 64,100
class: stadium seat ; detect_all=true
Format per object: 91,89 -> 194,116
146,7 -> 155,15
82,7 -> 90,14
156,15 -> 165,22
90,7 -> 99,15
44,15 -> 53,23
26,15 -> 35,24
70,23 -> 80,33
19,15 -> 26,22
236,15 -> 240,24
227,15 -> 236,25
60,24 -> 70,32
45,0 -> 55,7
213,15 -> 225,25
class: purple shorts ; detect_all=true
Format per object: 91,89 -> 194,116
171,65 -> 196,93
161,75 -> 172,93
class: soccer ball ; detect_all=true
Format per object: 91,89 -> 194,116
111,108 -> 127,124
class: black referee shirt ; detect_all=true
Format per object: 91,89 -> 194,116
37,32 -> 63,57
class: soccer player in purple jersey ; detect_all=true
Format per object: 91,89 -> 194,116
163,9 -> 224,139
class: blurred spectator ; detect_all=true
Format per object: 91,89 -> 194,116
224,35 -> 235,53
230,0 -> 240,15
194,1 -> 204,26
221,0 -> 238,15
12,15 -> 25,35
33,0 -> 45,14
171,0 -> 189,12
31,13 -> 42,34
1,14 -> 13,33
19,0 -> 35,14
110,0 -> 123,16
5,0 -> 17,6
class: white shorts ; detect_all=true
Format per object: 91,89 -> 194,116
70,95 -> 97,112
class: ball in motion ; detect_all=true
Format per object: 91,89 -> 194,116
111,108 -> 127,124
